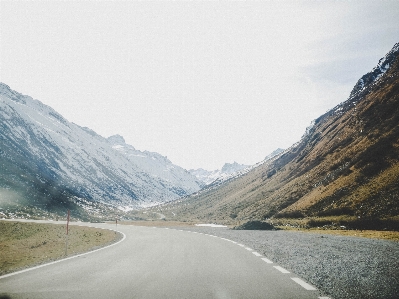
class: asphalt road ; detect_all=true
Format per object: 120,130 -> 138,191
0,222 -> 329,299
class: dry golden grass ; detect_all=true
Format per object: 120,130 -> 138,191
0,221 -> 121,275
277,226 -> 399,242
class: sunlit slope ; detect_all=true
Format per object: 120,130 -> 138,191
170,43 -> 399,224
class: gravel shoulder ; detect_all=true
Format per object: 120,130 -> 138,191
169,226 -> 399,299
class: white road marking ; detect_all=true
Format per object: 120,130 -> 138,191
273,266 -> 290,273
195,224 -> 228,227
166,229 -> 321,294
291,278 -> 317,290
318,297 -> 331,299
261,258 -> 273,264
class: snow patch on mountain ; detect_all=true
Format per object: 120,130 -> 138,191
264,148 -> 285,161
349,42 -> 399,100
189,162 -> 249,185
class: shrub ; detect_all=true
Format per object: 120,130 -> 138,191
317,207 -> 354,217
274,210 -> 305,219
233,221 -> 276,230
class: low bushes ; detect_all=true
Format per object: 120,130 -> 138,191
232,220 -> 277,230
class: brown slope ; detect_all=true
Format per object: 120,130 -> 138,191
168,45 -> 399,227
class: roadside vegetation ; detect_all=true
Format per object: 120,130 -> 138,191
0,221 -> 121,276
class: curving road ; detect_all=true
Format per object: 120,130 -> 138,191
0,222 -> 328,299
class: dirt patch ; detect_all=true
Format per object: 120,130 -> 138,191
277,226 -> 399,241
0,221 -> 121,275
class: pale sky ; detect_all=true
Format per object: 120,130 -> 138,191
1,1 -> 398,171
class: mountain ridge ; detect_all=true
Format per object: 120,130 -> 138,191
163,42 -> 399,229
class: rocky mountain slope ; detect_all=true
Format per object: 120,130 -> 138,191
164,43 -> 399,229
0,84 -> 201,219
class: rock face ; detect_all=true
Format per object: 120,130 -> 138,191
0,83 -> 201,214
172,42 -> 399,224
349,43 -> 399,99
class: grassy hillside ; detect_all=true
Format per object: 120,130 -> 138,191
160,49 -> 399,230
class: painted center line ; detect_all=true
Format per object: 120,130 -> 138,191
252,252 -> 262,257
261,258 -> 273,264
291,277 -> 317,290
273,266 -> 290,273
245,247 -> 253,251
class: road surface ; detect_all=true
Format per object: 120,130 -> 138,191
0,222 -> 328,299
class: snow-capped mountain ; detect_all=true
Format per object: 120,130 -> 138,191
189,162 -> 249,185
0,83 -> 201,211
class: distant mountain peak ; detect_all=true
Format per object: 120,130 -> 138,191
221,162 -> 247,174
189,162 -> 249,186
107,134 -> 126,145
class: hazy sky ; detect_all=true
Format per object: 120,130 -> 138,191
1,1 -> 398,170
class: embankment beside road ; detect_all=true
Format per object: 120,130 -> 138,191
0,221 -> 122,275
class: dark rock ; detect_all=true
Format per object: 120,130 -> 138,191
232,220 -> 276,230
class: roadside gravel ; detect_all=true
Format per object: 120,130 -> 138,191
171,226 -> 399,299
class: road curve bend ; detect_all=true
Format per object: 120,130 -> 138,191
0,222 -> 329,299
